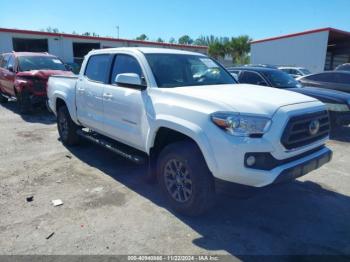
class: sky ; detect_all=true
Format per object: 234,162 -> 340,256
1,0 -> 350,42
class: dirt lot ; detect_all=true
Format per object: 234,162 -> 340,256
0,100 -> 350,257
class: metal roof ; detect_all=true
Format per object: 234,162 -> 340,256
0,27 -> 208,50
251,27 -> 350,44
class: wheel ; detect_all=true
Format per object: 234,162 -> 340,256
57,105 -> 80,146
17,91 -> 32,114
157,141 -> 215,216
0,92 -> 8,103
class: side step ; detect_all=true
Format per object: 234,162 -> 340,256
76,129 -> 146,165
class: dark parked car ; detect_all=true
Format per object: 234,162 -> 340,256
297,71 -> 350,94
0,52 -> 73,113
228,67 -> 350,127
335,63 -> 350,72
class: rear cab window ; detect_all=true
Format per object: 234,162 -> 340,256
84,54 -> 111,83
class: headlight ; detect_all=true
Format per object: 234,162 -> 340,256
211,112 -> 272,137
325,103 -> 350,112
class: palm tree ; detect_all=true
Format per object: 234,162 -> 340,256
208,42 -> 226,60
227,35 -> 251,64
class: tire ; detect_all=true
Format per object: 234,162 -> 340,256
17,91 -> 32,114
0,92 -> 8,103
157,141 -> 215,216
57,105 -> 80,146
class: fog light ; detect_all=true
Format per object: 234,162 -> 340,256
246,156 -> 256,167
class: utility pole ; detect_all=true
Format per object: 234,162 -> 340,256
116,26 -> 120,39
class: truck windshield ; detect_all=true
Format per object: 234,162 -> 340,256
145,54 -> 236,88
262,70 -> 303,88
18,56 -> 67,72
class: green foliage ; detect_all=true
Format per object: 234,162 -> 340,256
226,35 -> 251,64
204,35 -> 251,64
208,42 -> 226,59
157,38 -> 164,43
136,34 -> 148,41
178,35 -> 193,45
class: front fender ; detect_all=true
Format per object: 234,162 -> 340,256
147,115 -> 218,175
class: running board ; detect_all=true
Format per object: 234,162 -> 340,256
76,129 -> 146,165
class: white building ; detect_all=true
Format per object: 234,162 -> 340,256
251,27 -> 350,73
0,28 -> 207,64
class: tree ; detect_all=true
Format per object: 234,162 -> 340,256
178,35 -> 193,45
226,35 -> 251,64
82,32 -> 91,36
169,37 -> 176,44
157,37 -> 164,43
208,42 -> 226,59
136,34 -> 148,41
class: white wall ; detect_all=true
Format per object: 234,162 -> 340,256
251,31 -> 329,73
0,32 -> 15,53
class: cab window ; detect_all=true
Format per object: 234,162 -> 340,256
239,71 -> 268,86
110,54 -> 143,84
84,54 -> 111,83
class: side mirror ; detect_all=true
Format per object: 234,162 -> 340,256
115,73 -> 146,90
8,65 -> 14,72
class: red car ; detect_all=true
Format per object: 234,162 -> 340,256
0,52 -> 73,113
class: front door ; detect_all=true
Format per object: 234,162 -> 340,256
102,54 -> 147,150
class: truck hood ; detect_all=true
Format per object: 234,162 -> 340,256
287,86 -> 350,104
163,84 -> 317,117
17,70 -> 74,80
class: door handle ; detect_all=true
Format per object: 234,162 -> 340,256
103,93 -> 113,100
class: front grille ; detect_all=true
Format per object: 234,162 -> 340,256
32,79 -> 47,92
281,110 -> 330,150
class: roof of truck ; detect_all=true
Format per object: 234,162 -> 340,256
90,47 -> 206,56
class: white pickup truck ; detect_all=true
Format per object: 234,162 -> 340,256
48,47 -> 332,216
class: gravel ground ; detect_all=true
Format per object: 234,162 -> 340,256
0,100 -> 350,258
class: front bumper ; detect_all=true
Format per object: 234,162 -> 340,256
272,146 -> 332,184
215,147 -> 332,193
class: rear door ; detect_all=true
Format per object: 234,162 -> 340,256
102,53 -> 147,150
75,54 -> 111,133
